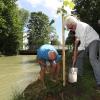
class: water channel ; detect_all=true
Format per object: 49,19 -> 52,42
0,55 -> 40,100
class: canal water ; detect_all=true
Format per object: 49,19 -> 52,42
0,55 -> 40,100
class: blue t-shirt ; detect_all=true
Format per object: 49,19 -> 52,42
37,44 -> 61,62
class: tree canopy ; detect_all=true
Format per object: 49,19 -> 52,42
75,0 -> 100,35
27,12 -> 50,50
0,0 -> 29,55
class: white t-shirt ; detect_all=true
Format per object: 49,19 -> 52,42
75,21 -> 99,50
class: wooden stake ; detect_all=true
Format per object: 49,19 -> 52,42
62,14 -> 66,86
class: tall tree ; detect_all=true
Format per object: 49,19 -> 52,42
18,8 -> 29,28
18,8 -> 29,49
0,0 -> 29,55
27,12 -> 50,50
49,25 -> 60,45
0,0 -> 19,55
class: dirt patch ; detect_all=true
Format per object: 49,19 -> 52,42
22,76 -> 100,100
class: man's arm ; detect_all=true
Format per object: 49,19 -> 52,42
72,37 -> 80,67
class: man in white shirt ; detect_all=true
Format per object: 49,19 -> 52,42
64,16 -> 100,91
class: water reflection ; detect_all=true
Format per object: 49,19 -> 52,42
0,55 -> 40,100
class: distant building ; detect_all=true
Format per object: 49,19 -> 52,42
49,32 -> 55,45
23,32 -> 28,50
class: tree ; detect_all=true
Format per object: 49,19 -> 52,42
49,25 -> 60,45
18,8 -> 29,28
0,0 -> 19,55
27,12 -> 50,50
0,0 -> 29,55
75,0 -> 100,35
65,31 -> 75,51
18,8 -> 29,49
65,31 -> 75,44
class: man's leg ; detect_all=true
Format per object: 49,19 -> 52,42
50,62 -> 57,80
50,61 -> 61,81
75,50 -> 85,76
56,63 -> 61,79
88,40 -> 100,85
38,60 -> 46,81
99,41 -> 100,61
39,67 -> 46,81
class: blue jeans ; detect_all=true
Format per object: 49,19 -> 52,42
76,40 -> 100,85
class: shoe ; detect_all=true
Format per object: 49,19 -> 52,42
95,85 -> 100,93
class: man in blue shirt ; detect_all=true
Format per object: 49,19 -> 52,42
37,44 -> 61,82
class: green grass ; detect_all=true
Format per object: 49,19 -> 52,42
11,73 -> 100,100
11,90 -> 25,100
11,53 -> 100,100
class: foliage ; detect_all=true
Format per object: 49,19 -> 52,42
65,31 -> 75,45
18,8 -> 29,50
0,0 -> 29,55
65,31 -> 75,51
49,26 -> 60,45
11,55 -> 100,100
64,0 -> 75,9
0,0 -> 19,55
27,12 -> 50,49
18,8 -> 29,28
11,90 -> 25,100
75,0 -> 100,35
13,63 -> 100,100
57,0 -> 75,16
51,39 -> 61,45
49,26 -> 56,33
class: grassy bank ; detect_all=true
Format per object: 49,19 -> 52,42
11,73 -> 100,100
11,52 -> 100,100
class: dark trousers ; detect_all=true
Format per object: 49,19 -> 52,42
76,40 -> 100,85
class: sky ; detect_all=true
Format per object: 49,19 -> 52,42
16,0 -> 69,42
